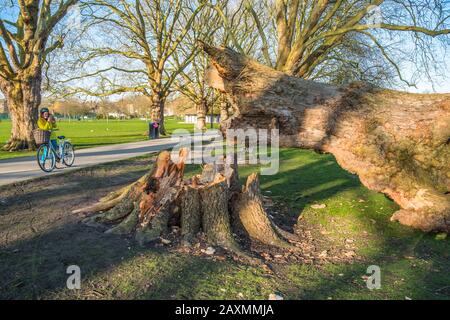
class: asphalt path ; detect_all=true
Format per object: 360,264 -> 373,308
0,138 -> 179,186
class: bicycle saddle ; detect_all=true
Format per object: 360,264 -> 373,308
57,135 -> 65,139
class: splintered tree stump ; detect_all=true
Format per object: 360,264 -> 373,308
74,149 -> 295,263
180,185 -> 201,242
233,173 -> 291,248
200,42 -> 450,232
200,175 -> 234,246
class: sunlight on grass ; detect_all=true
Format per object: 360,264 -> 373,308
0,117 -> 204,160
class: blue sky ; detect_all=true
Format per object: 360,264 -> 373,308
401,44 -> 450,94
408,61 -> 450,94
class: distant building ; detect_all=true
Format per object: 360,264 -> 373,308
108,111 -> 127,119
165,95 -> 221,123
165,95 -> 195,117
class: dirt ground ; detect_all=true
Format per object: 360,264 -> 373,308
0,156 -> 153,299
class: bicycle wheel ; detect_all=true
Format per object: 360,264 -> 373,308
36,144 -> 56,172
62,142 -> 75,167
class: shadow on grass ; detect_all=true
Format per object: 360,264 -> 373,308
280,214 -> 450,300
0,169 -> 148,216
0,158 -> 155,299
0,221 -> 139,299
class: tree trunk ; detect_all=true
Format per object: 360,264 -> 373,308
219,96 -> 229,123
200,42 -> 450,233
74,149 -> 295,263
196,99 -> 207,130
2,74 -> 42,151
151,93 -> 166,135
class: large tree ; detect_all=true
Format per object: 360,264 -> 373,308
172,3 -> 223,130
62,0 -> 207,134
0,0 -> 78,151
68,1 -> 450,261
69,44 -> 449,265
174,53 -> 216,130
219,0 -> 450,86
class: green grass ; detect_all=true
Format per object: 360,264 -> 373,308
218,149 -> 448,299
0,117 -> 210,160
1,149 -> 448,300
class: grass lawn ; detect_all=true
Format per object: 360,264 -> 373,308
0,148 -> 448,300
0,117 -> 205,160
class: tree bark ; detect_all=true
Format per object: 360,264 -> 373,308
200,42 -> 450,233
151,93 -> 166,135
0,0 -> 77,151
219,96 -> 230,123
196,99 -> 207,130
2,73 -> 42,151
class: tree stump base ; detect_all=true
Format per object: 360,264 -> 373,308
74,149 -> 296,264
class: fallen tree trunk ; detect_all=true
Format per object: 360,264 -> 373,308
200,42 -> 450,232
74,149 -> 295,263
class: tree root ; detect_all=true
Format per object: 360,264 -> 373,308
2,138 -> 34,152
73,193 -> 128,214
105,203 -> 140,235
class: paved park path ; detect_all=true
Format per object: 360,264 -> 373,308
0,138 -> 180,186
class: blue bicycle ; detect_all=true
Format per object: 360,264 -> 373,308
36,130 -> 75,172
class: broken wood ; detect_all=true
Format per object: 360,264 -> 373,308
75,149 -> 295,263
200,42 -> 450,232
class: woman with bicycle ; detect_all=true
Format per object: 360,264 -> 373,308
37,107 -> 58,156
35,107 -> 75,172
